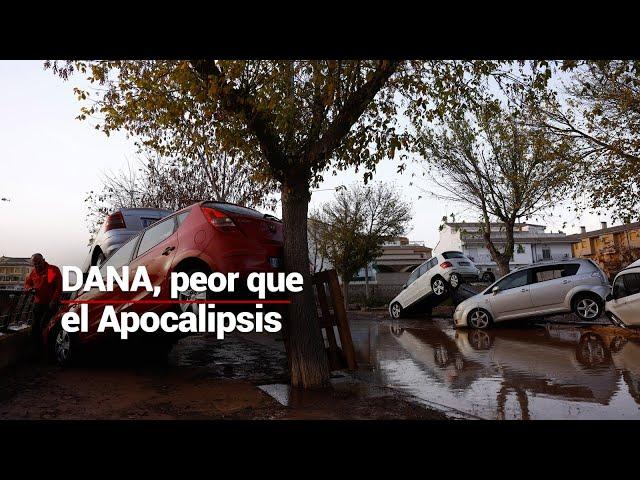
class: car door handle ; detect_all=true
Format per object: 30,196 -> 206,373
562,280 -> 571,284
161,246 -> 176,256
521,288 -> 529,292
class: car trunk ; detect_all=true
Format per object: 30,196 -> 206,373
450,258 -> 475,268
203,202 -> 283,245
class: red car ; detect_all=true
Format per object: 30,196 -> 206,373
43,201 -> 284,365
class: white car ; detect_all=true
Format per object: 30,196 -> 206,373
453,259 -> 610,329
389,251 -> 480,319
606,259 -> 640,327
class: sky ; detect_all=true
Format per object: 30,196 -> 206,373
0,60 -> 614,268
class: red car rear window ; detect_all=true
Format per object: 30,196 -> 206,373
203,202 -> 264,219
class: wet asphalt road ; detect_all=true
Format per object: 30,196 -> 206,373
349,312 -> 640,419
2,305 -> 639,419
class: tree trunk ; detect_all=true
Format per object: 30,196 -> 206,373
364,264 -> 369,303
341,275 -> 349,309
281,172 -> 331,389
481,218 -> 514,278
495,256 -> 511,277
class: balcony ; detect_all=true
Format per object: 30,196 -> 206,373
467,253 -> 571,265
533,254 -> 571,262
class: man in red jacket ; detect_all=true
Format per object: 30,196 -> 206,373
24,253 -> 63,350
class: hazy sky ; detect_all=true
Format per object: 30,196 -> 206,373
0,60 -> 612,268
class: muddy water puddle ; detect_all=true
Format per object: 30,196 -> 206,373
350,316 -> 640,419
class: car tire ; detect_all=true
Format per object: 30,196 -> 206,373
390,302 -> 403,319
482,272 -> 495,283
572,293 -> 603,321
449,273 -> 462,290
431,277 -> 447,297
175,267 -> 212,315
467,308 -> 493,330
49,323 -> 77,367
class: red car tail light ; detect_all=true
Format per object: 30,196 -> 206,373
201,206 -> 238,232
440,261 -> 453,269
104,211 -> 126,231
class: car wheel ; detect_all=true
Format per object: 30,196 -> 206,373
390,302 -> 403,319
49,323 -> 76,367
467,309 -> 493,330
573,294 -> 602,321
431,277 -> 447,297
176,268 -> 211,314
449,273 -> 462,290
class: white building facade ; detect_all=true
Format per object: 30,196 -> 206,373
433,223 -> 574,274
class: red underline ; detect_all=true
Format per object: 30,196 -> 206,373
61,300 -> 290,305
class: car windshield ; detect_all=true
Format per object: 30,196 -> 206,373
442,251 -> 465,259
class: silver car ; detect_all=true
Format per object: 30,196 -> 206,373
80,207 -> 172,272
454,259 -> 610,329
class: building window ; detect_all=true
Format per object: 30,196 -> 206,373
542,248 -> 551,260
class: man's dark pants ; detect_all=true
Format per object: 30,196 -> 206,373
31,303 -> 56,352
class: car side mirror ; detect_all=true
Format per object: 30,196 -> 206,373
606,293 -> 614,302
402,283 -> 407,290
492,286 -> 500,295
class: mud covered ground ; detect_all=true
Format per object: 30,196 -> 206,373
0,332 -> 446,420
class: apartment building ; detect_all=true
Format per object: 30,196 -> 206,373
0,256 -> 31,291
565,221 -> 640,279
434,222 -> 574,274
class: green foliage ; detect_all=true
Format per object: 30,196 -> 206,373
419,94 -> 575,273
84,156 -> 277,241
538,60 -> 640,221
44,59 -> 555,386
310,183 -> 412,282
46,60 -> 555,189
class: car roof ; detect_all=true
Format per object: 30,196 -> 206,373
514,258 -> 589,270
625,258 -> 640,269
118,207 -> 172,213
616,258 -> 640,275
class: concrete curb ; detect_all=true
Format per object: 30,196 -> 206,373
0,328 -> 34,370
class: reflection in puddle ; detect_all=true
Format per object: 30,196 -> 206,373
350,317 -> 640,419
